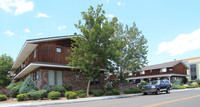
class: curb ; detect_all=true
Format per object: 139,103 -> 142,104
0,93 -> 141,107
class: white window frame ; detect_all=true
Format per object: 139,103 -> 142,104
160,68 -> 167,73
140,71 -> 145,75
56,48 -> 61,53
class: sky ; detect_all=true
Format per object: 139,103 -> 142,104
0,0 -> 200,66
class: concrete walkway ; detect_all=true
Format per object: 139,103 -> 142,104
1,88 -> 199,107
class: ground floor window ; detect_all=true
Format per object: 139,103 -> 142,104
90,78 -> 100,85
48,70 -> 63,86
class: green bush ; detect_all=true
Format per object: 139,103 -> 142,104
124,88 -> 142,94
104,82 -> 113,91
139,82 -> 148,89
48,91 -> 61,100
7,82 -> 15,89
195,80 -> 200,85
78,93 -> 86,98
67,92 -> 77,99
10,82 -> 24,98
105,91 -> 113,95
52,85 -> 65,94
188,85 -> 199,88
27,90 -> 47,100
171,84 -> 180,89
17,94 -> 27,101
75,90 -> 84,96
64,83 -> 72,91
112,89 -> 120,95
19,76 -> 38,94
179,86 -> 186,89
65,91 -> 72,99
42,85 -> 50,93
7,81 -> 23,89
0,94 -> 7,101
91,90 -> 104,96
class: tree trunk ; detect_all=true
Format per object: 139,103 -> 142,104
86,79 -> 91,96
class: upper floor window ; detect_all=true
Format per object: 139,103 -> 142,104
190,64 -> 197,80
140,71 -> 145,75
56,48 -> 61,53
160,68 -> 167,73
33,49 -> 36,59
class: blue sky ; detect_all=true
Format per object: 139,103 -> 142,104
0,0 -> 200,65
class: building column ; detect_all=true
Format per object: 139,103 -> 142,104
140,79 -> 143,82
157,77 -> 160,80
168,76 -> 171,83
148,78 -> 151,83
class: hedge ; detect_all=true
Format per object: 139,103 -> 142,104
0,94 -> 7,101
17,94 -> 27,101
48,91 -> 61,100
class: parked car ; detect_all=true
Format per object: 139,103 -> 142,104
142,80 -> 172,95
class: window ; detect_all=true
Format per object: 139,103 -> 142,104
150,70 -> 152,75
56,71 -> 63,86
33,49 -> 36,59
33,71 -> 39,81
56,48 -> 61,53
48,70 -> 55,85
21,61 -> 26,69
140,71 -> 145,75
90,78 -> 100,85
190,64 -> 197,80
160,68 -> 167,73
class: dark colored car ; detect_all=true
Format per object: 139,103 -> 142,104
142,80 -> 172,95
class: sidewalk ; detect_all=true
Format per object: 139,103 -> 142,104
1,88 -> 199,107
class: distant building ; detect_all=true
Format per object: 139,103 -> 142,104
182,57 -> 200,81
127,60 -> 188,83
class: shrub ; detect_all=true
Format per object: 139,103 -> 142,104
171,84 -> 180,89
68,92 -> 77,99
7,82 -> 15,89
65,91 -> 72,99
188,85 -> 199,88
78,93 -> 86,98
7,81 -> 24,89
42,85 -> 50,93
0,94 -> 7,101
182,77 -> 188,84
112,89 -> 120,95
91,90 -> 104,96
195,80 -> 200,85
75,90 -> 84,96
48,91 -> 61,100
105,91 -> 113,95
19,76 -> 38,94
124,88 -> 142,94
27,90 -> 47,100
10,82 -> 24,98
52,85 -> 65,94
0,86 -> 11,97
104,82 -> 113,91
17,94 -> 27,101
139,82 -> 148,89
179,86 -> 186,89
64,83 -> 72,91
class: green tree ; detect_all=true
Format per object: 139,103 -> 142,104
67,4 -> 119,96
115,23 -> 148,84
0,54 -> 13,86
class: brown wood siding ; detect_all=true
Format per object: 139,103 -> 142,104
173,63 -> 187,74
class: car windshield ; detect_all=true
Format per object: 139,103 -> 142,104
150,81 -> 159,85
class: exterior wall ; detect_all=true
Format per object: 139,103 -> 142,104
172,63 -> 187,74
37,67 -> 105,91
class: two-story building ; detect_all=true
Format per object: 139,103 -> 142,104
10,35 -> 106,90
182,56 -> 200,81
127,60 -> 188,83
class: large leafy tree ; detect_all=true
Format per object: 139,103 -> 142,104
115,23 -> 148,84
0,54 -> 13,86
67,4 -> 119,96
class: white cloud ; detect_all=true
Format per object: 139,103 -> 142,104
58,25 -> 66,31
156,28 -> 200,56
4,30 -> 15,36
106,14 -> 115,18
24,28 -> 30,33
117,2 -> 121,6
0,0 -> 34,15
37,33 -> 43,35
35,12 -> 49,18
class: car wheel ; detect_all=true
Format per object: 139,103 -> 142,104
156,89 -> 160,95
143,93 -> 147,95
166,88 -> 170,93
